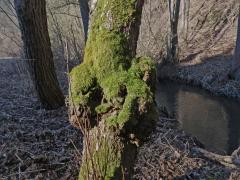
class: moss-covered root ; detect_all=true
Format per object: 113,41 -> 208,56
79,121 -> 137,180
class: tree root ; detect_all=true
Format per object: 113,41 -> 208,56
193,147 -> 240,169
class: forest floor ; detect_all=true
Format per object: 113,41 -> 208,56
134,115 -> 240,179
158,52 -> 240,101
0,59 -> 240,179
0,60 -> 82,179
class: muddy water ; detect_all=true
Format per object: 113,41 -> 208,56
156,80 -> 240,154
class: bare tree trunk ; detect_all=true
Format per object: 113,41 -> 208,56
181,0 -> 190,42
167,0 -> 181,64
48,8 -> 65,59
78,0 -> 90,42
232,8 -> 240,80
14,0 -> 65,109
69,0 -> 156,179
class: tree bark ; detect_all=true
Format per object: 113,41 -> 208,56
180,0 -> 190,41
167,0 -> 181,64
78,0 -> 90,42
14,0 -> 65,109
232,8 -> 240,80
69,0 -> 157,179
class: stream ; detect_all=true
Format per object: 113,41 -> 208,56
156,80 -> 240,155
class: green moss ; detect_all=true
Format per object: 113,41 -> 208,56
105,57 -> 156,127
89,0 -> 137,32
129,57 -> 156,78
70,0 -> 156,178
71,56 -> 155,126
70,0 -> 140,107
79,134 -> 121,180
70,63 -> 96,105
95,103 -> 112,114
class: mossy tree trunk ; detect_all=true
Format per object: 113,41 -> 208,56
69,0 -> 156,179
14,0 -> 65,109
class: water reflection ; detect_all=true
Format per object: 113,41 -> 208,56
156,80 -> 240,154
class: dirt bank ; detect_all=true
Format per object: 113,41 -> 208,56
158,53 -> 240,101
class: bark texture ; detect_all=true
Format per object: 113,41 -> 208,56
233,9 -> 240,80
14,0 -> 65,109
69,0 -> 156,179
167,0 -> 181,64
79,0 -> 90,42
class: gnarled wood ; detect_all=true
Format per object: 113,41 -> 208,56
69,0 -> 157,179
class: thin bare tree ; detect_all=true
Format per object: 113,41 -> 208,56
167,0 -> 181,64
232,7 -> 240,80
181,0 -> 190,42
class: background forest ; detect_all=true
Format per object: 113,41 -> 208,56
1,0 -> 238,63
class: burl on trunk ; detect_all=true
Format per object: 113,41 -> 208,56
69,0 -> 157,179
